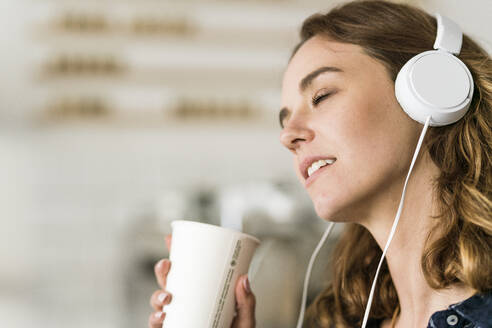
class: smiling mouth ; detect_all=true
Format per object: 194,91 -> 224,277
307,158 -> 336,178
304,159 -> 336,187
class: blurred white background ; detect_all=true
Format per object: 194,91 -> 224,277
0,0 -> 490,327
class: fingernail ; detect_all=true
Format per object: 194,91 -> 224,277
154,311 -> 164,319
242,276 -> 251,294
158,292 -> 169,304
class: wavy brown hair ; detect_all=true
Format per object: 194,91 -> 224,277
291,1 -> 492,327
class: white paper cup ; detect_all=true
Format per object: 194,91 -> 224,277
162,220 -> 261,328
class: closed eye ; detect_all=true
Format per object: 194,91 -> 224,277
312,91 -> 334,106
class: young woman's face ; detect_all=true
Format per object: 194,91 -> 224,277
279,36 -> 421,223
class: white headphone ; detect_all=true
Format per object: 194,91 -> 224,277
395,13 -> 474,126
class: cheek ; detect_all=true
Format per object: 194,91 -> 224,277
334,86 -> 405,166
337,103 -> 407,196
309,91 -> 411,220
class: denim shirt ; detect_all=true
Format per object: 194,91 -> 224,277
427,290 -> 492,328
328,291 -> 492,328
364,290 -> 492,328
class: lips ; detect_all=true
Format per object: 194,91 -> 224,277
304,162 -> 334,188
299,155 -> 337,181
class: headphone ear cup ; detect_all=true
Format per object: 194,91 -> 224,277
395,50 -> 474,126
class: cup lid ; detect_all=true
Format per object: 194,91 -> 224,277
171,219 -> 261,244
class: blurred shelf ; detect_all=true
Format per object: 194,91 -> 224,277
35,67 -> 283,90
32,26 -> 297,50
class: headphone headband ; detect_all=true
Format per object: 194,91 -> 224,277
433,13 -> 463,54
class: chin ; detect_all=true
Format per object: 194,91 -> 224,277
311,192 -> 345,222
310,190 -> 363,223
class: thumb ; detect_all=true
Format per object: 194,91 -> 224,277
231,275 -> 256,328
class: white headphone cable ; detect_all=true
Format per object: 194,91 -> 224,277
361,115 -> 431,327
295,221 -> 336,328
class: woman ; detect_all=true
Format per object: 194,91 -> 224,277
149,1 -> 492,327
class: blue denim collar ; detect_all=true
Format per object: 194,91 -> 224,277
428,290 -> 492,328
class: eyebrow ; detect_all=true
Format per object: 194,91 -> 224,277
279,66 -> 343,128
300,66 -> 343,92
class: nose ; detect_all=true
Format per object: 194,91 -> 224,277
279,111 -> 314,153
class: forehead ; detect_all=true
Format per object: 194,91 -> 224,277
282,36 -> 366,90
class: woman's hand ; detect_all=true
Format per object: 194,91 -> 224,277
148,234 -> 257,328
148,234 -> 173,328
231,274 -> 257,328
